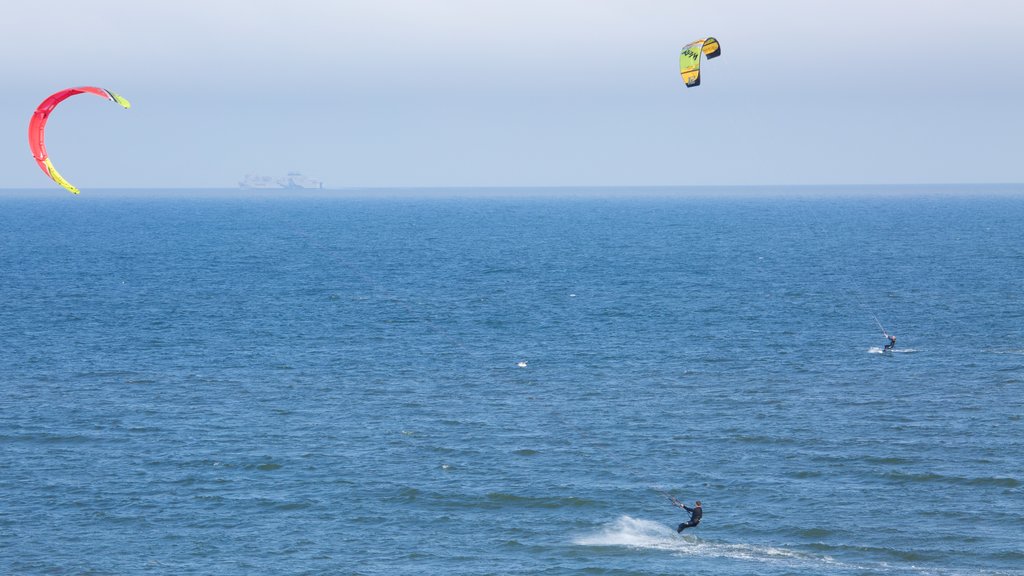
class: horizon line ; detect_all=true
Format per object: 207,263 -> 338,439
2,182 -> 1023,192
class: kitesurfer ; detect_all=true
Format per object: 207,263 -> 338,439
676,500 -> 702,533
884,334 -> 896,351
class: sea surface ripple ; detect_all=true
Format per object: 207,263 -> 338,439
1,188 -> 1022,575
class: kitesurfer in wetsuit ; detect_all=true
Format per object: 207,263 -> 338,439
676,500 -> 702,533
884,334 -> 896,351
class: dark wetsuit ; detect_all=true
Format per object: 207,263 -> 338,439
676,505 -> 702,533
884,336 -> 896,351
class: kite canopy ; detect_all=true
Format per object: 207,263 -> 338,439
28,86 -> 131,194
679,37 -> 721,88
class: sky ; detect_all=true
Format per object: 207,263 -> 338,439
2,0 -> 1023,189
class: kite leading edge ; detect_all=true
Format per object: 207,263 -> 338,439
28,86 -> 131,194
679,37 -> 721,88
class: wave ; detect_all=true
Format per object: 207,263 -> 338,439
480,492 -> 594,509
391,488 -> 595,509
883,471 -> 1020,488
572,516 -> 1024,575
572,516 -> 846,569
6,432 -> 98,444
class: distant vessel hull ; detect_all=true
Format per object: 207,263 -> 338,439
240,172 -> 323,189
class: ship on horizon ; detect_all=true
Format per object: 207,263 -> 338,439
239,172 -> 324,189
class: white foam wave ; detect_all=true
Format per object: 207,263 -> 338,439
574,517 -> 1018,575
573,516 -> 848,569
572,516 -> 676,549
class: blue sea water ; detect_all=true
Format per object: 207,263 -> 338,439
1,186 -> 1022,575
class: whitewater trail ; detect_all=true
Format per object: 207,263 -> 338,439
573,516 -> 853,571
572,516 -> 1013,576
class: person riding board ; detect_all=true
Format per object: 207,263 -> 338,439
874,315 -> 896,352
884,333 -> 896,351
676,500 -> 702,533
658,491 -> 704,533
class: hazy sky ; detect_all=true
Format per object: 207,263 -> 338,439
2,0 -> 1022,189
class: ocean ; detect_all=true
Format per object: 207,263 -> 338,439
1,186 -> 1022,575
